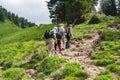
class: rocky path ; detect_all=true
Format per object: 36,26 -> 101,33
25,33 -> 106,80
55,33 -> 105,80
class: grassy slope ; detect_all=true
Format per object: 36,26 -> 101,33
72,17 -> 116,38
0,20 -> 55,45
0,16 -> 120,80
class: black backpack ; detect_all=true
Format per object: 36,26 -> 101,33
44,30 -> 51,39
65,27 -> 71,38
56,32 -> 62,40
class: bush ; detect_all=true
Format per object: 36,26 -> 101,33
101,30 -> 120,41
93,59 -> 116,66
0,68 -> 30,80
91,51 -> 117,60
61,62 -> 89,79
91,51 -> 117,66
95,71 -> 117,80
107,64 -> 120,75
100,41 -> 120,51
88,15 -> 101,24
38,56 -> 66,75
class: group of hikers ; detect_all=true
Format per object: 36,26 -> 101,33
44,23 -> 73,55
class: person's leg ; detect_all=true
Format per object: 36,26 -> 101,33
54,42 -> 57,51
68,37 -> 71,48
47,39 -> 52,55
57,40 -> 61,51
62,35 -> 65,49
66,37 -> 70,49
66,38 -> 68,49
51,38 -> 55,55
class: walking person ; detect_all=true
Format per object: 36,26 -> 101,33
57,24 -> 66,50
44,26 -> 57,55
65,24 -> 73,49
55,29 -> 63,53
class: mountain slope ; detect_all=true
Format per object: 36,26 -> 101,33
0,20 -> 55,45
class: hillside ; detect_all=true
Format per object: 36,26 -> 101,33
0,16 -> 120,80
0,20 -> 55,45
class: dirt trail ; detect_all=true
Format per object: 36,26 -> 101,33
55,33 -> 105,80
25,33 -> 106,80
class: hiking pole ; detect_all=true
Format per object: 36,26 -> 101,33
72,18 -> 78,27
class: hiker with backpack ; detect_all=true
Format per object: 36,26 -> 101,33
57,24 -> 66,50
44,26 -> 57,55
54,28 -> 63,53
65,24 -> 73,49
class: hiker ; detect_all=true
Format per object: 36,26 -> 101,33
65,24 -> 73,49
54,28 -> 63,52
57,24 -> 66,50
44,27 -> 57,55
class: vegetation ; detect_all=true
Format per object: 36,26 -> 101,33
100,41 -> 120,51
0,21 -> 55,45
0,41 -> 47,69
61,62 -> 89,79
107,64 -> 120,76
100,0 -> 117,16
0,68 -> 30,80
0,6 -> 36,28
63,76 -> 78,80
95,71 -> 117,80
47,0 -> 98,23
0,0 -> 120,79
101,30 -> 120,41
72,16 -> 115,38
88,15 -> 101,24
38,56 -> 66,75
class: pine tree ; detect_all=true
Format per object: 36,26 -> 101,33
101,0 -> 117,16
0,6 -> 5,22
47,0 -> 98,24
8,12 -> 12,21
14,15 -> 19,26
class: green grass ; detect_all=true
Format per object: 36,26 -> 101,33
38,56 -> 66,75
94,70 -> 117,80
100,41 -> 120,51
0,68 -> 31,80
63,76 -> 78,80
72,17 -> 115,39
0,16 -> 120,79
107,64 -> 120,76
101,30 -> 120,41
91,51 -> 117,60
91,51 -> 117,66
0,20 -> 22,39
61,62 -> 89,79
0,40 -> 47,69
0,20 -> 55,45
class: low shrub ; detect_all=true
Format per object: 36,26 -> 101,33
91,51 -> 117,60
95,70 -> 117,80
38,56 -> 66,75
88,15 -> 101,24
61,62 -> 89,79
0,68 -> 30,80
101,30 -> 120,41
100,41 -> 120,51
93,59 -> 116,66
0,41 -> 47,69
107,64 -> 120,75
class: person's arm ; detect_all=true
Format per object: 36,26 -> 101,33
53,34 -> 57,44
